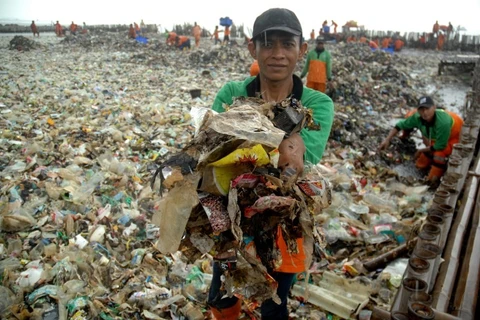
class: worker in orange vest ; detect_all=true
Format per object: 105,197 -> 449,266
433,21 -> 440,35
70,22 -> 78,35
301,38 -> 332,93
223,25 -> 230,45
192,22 -> 202,48
394,39 -> 404,51
379,96 -> 464,183
331,20 -> 338,34
368,40 -> 378,49
166,31 -> 177,46
437,32 -> 445,50
381,37 -> 391,49
128,24 -> 136,39
211,26 -> 223,45
30,21 -> 39,37
55,21 -> 63,37
176,35 -> 191,50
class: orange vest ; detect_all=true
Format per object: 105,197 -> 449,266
307,60 -> 327,84
276,225 -> 306,273
192,25 -> 201,37
177,36 -> 189,45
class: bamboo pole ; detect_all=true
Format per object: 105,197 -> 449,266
372,306 -> 462,320
431,174 -> 478,310
451,185 -> 480,319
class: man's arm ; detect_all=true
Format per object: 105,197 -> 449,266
300,93 -> 334,164
326,52 -> 332,80
378,127 -> 400,151
212,83 -> 236,112
300,52 -> 311,78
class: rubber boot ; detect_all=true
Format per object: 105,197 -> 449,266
210,299 -> 242,320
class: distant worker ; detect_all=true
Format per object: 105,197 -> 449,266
176,35 -> 191,50
433,20 -> 440,35
379,96 -> 463,184
419,34 -> 426,49
321,20 -> 330,35
223,25 -> 230,45
310,29 -> 315,41
368,40 -> 378,49
140,19 -> 146,33
211,26 -> 223,45
30,20 -> 39,37
347,35 -> 356,43
447,22 -> 453,36
70,21 -> 77,35
192,22 -> 202,48
55,21 -> 63,37
437,32 -> 445,50
301,38 -> 332,93
394,38 -> 404,51
249,59 -> 259,76
134,22 -> 140,35
81,22 -> 88,34
166,31 -> 177,46
331,20 -> 338,34
359,36 -> 367,43
128,24 -> 136,39
381,37 -> 391,49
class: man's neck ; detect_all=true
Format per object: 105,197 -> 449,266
259,77 -> 294,102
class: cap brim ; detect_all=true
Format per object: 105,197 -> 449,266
253,26 -> 301,39
418,104 -> 433,108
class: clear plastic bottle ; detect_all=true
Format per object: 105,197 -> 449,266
182,302 -> 204,320
296,303 -> 310,320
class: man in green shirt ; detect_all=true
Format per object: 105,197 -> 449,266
209,8 -> 334,319
300,38 -> 332,93
379,96 -> 463,183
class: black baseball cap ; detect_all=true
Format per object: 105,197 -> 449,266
252,8 -> 302,40
418,96 -> 435,108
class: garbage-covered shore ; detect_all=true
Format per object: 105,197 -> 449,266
0,32 -> 475,320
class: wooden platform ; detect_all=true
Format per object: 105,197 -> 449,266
438,55 -> 479,75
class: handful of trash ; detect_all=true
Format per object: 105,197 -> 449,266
150,97 -> 331,304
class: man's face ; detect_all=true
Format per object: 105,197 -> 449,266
316,42 -> 324,50
248,31 -> 307,82
418,106 -> 436,122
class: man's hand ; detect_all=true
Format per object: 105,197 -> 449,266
414,147 -> 431,160
378,139 -> 391,151
278,133 -> 306,176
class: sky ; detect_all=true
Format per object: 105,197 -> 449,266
1,0 -> 480,36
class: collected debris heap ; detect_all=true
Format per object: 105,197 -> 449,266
9,36 -> 39,51
151,97 -> 331,306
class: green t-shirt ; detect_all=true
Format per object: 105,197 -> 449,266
211,75 -> 334,164
395,109 -> 453,151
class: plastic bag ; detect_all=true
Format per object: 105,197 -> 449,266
153,175 -> 200,254
207,105 -> 285,148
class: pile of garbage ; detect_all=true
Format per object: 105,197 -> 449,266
1,34 -> 468,319
151,97 -> 330,308
8,36 -> 41,51
188,45 -> 251,67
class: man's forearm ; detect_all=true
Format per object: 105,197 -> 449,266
385,127 -> 400,142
